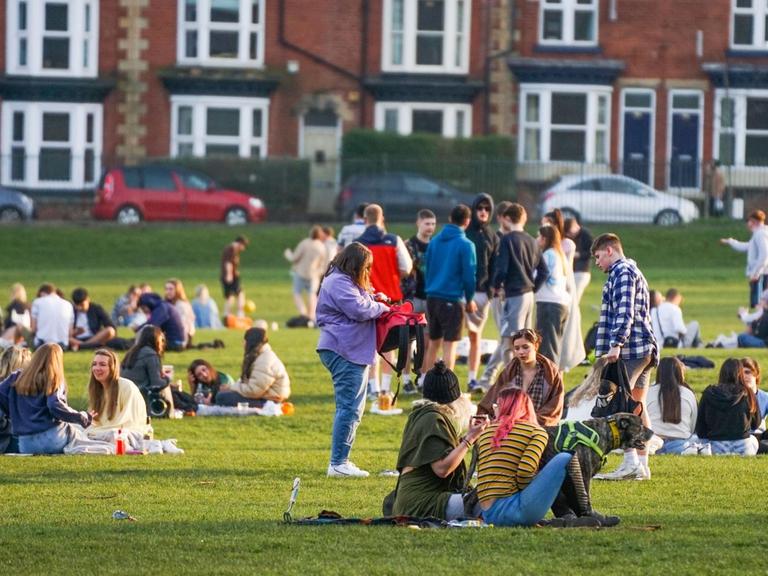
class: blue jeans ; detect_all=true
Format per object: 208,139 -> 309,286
656,438 -> 690,455
318,350 -> 369,466
705,437 -> 759,456
18,422 -> 75,454
737,333 -> 766,348
481,452 -> 572,527
215,390 -> 266,408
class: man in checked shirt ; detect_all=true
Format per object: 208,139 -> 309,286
590,233 -> 658,481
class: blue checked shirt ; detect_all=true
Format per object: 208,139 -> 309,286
595,258 -> 658,361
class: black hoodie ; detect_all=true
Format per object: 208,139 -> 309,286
695,385 -> 760,441
465,193 -> 499,294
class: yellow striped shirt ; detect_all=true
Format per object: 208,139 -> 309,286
476,421 -> 548,504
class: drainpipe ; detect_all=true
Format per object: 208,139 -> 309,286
359,0 -> 369,127
484,0 -> 518,134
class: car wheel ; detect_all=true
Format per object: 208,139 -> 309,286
559,207 -> 581,223
115,205 -> 142,225
654,209 -> 682,226
0,207 -> 23,223
225,207 -> 248,226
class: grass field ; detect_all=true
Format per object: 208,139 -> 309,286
0,220 -> 765,575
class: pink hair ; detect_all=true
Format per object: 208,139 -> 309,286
491,388 -> 538,449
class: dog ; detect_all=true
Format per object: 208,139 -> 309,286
542,413 -> 654,527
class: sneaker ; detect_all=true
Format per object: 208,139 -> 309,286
467,379 -> 484,394
594,461 -> 645,481
635,463 -> 651,481
327,462 -> 370,478
402,380 -> 418,395
646,435 -> 664,455
161,439 -> 185,455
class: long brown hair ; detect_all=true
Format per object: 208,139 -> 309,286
322,242 -> 373,291
123,325 -> 164,368
13,343 -> 65,396
165,278 -> 189,303
240,329 -> 268,382
88,349 -> 120,422
544,209 -> 566,239
719,358 -> 759,415
656,357 -> 691,424
188,359 -> 218,385
538,225 -> 567,275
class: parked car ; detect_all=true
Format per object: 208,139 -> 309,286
336,172 -> 476,221
0,187 -> 34,223
540,174 -> 699,226
93,165 -> 267,225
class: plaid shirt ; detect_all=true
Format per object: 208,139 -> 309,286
595,258 -> 658,361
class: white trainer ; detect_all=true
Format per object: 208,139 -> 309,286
646,435 -> 664,455
327,462 -> 370,478
161,439 -> 185,454
635,463 -> 651,481
594,461 -> 645,481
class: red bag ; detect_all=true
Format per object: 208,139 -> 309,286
375,301 -> 426,402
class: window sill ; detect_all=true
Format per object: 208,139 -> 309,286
534,45 -> 602,55
726,48 -> 768,57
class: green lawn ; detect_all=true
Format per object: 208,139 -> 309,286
0,220 -> 765,575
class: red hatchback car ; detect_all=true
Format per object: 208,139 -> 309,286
93,165 -> 267,225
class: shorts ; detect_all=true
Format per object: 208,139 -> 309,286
465,291 -> 490,333
292,272 -> 319,295
426,297 -> 464,342
221,277 -> 241,298
624,355 -> 653,390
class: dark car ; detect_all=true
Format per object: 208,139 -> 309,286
336,172 -> 476,221
0,187 -> 35,222
93,165 -> 267,225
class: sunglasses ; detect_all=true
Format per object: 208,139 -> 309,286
477,206 -> 491,213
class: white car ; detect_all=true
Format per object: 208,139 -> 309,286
540,174 -> 699,226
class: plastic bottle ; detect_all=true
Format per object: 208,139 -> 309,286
194,383 -> 205,404
115,428 -> 126,456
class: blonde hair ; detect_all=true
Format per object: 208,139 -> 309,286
568,356 -> 609,407
88,349 -> 121,422
10,282 -> 27,303
13,343 -> 65,397
0,345 -> 31,380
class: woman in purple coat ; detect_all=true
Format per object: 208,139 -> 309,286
316,242 -> 389,478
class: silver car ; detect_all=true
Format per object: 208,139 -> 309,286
540,174 -> 699,226
0,187 -> 34,222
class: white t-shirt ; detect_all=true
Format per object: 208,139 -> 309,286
656,301 -> 687,339
646,384 -> 698,439
31,293 -> 74,347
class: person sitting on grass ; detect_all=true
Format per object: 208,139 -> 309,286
392,361 -> 488,520
1,282 -> 31,347
136,293 -> 187,351
742,357 -> 768,454
69,287 -> 117,352
216,322 -> 289,407
187,358 -> 234,405
476,387 -> 572,527
0,343 -> 93,454
111,284 -> 144,328
164,279 -> 196,346
696,358 -> 761,456
191,284 -> 222,330
121,325 -> 175,417
645,357 -> 698,454
0,345 -> 31,454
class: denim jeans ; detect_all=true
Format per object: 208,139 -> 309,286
319,350 -> 369,466
705,437 -> 759,456
656,438 -> 690,455
18,422 -> 75,454
481,452 -> 572,527
737,333 -> 766,348
215,390 -> 266,408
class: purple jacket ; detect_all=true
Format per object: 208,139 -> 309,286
316,270 -> 388,365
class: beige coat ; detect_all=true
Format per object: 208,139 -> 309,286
229,344 -> 290,402
287,238 -> 327,280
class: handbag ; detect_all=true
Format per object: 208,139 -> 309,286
591,358 -> 641,417
375,301 -> 427,403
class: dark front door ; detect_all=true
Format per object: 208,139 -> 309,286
623,111 -> 652,184
670,113 -> 700,188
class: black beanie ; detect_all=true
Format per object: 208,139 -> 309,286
422,360 -> 461,405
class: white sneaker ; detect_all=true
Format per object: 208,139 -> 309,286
146,440 -> 164,454
646,435 -> 664,455
161,439 -> 185,454
635,463 -> 651,481
327,461 -> 370,478
594,461 -> 645,481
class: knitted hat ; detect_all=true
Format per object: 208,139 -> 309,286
422,361 -> 461,405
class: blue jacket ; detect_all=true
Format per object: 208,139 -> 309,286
0,371 -> 92,436
138,293 -> 187,346
424,224 -> 477,302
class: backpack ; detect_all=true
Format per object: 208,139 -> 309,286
591,359 -> 642,418
375,301 -> 426,403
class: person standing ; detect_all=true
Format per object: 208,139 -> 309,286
465,194 -> 499,393
591,233 -> 657,481
566,218 -> 593,305
423,205 -> 477,371
720,210 -> 768,308
534,226 -> 571,366
221,236 -> 249,317
316,243 -> 389,478
337,203 -> 368,248
284,225 -> 328,322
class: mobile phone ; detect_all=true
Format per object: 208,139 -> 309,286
471,414 -> 490,425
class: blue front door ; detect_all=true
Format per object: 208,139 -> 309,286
670,112 -> 700,188
623,111 -> 652,184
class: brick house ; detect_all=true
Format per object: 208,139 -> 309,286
0,0 -> 490,213
504,0 -> 768,213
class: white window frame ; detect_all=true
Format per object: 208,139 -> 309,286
730,0 -> 768,49
0,101 -> 102,189
713,88 -> 768,169
382,0 -> 471,74
374,102 -> 472,137
619,88 -> 656,184
170,95 -> 269,158
518,83 -> 612,164
666,89 -> 704,190
177,0 -> 265,67
538,0 -> 599,47
6,0 -> 99,77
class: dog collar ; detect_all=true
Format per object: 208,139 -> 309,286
608,420 -> 621,450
